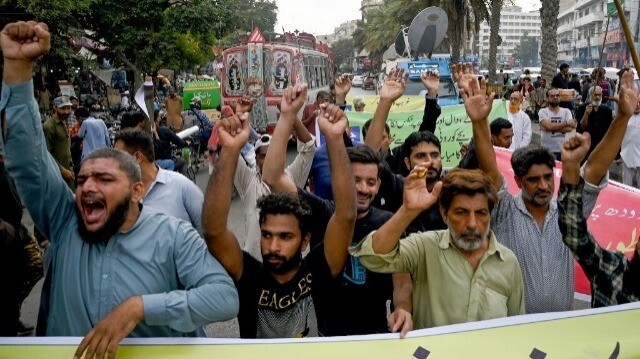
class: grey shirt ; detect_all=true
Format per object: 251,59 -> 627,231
491,170 -> 607,314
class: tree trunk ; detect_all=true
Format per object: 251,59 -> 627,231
116,51 -> 142,91
540,0 -> 559,82
487,0 -> 502,85
448,0 -> 465,61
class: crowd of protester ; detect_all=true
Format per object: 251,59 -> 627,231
1,21 -> 640,359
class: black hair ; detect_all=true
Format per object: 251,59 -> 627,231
401,131 -> 441,161
511,145 -> 556,179
361,118 -> 390,140
560,63 -> 570,70
114,128 -> 155,162
457,139 -> 479,170
120,111 -> 146,129
316,90 -> 330,101
74,107 -> 90,119
80,148 -> 141,183
257,194 -> 313,236
490,117 -> 513,136
347,146 -> 383,177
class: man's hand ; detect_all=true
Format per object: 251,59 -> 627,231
379,68 -> 408,103
1,21 -> 50,62
388,308 -> 412,339
218,112 -> 250,151
74,296 -> 143,359
585,104 -> 593,116
420,70 -> 440,96
61,167 -> 74,182
451,63 -> 478,96
280,83 -> 308,116
317,103 -> 348,139
403,163 -> 442,213
235,95 -> 254,114
460,76 -> 496,124
562,133 -> 591,166
334,74 -> 351,100
618,70 -> 639,118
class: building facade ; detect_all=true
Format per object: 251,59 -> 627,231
557,0 -> 640,68
478,6 -> 542,67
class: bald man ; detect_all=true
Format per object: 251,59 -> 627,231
576,86 -> 614,160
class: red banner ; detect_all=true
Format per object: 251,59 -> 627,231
495,148 -> 639,295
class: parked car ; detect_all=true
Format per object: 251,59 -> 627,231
363,76 -> 376,90
352,75 -> 364,87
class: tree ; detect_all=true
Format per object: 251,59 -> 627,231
540,0 -> 558,82
512,32 -> 539,67
354,0 -> 489,63
330,38 -> 355,71
487,0 -> 502,85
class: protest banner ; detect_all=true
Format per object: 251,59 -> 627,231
2,302 -> 639,358
182,81 -> 221,110
339,97 -> 507,168
495,148 -> 640,296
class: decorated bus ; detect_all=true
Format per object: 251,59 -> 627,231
221,28 -> 334,132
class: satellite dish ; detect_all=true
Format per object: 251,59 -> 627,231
408,7 -> 448,59
394,30 -> 406,57
383,44 -> 398,61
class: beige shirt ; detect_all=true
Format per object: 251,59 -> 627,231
349,229 -> 525,329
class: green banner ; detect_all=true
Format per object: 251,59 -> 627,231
182,81 -> 221,110
346,99 -> 507,168
607,0 -> 624,16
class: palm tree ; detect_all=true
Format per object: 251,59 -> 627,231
540,0 -> 559,82
487,0 -> 502,85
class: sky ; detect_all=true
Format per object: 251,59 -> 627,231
274,0 -> 542,36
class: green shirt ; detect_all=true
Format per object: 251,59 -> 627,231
42,116 -> 72,171
349,230 -> 525,329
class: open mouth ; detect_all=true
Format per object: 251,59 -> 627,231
82,198 -> 106,224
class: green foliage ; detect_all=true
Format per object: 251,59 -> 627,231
512,31 -> 539,67
330,38 -> 355,70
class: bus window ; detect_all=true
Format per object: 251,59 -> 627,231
225,51 -> 246,95
269,50 -> 292,94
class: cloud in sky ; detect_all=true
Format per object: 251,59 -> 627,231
274,0 -> 541,36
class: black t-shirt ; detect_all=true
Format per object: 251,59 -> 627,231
299,189 -> 395,336
154,126 -> 186,160
374,163 -> 447,233
237,249 -> 333,338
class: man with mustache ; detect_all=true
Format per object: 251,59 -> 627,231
203,86 -> 356,338
506,91 -> 532,150
576,86 -> 614,161
538,88 -> 576,160
454,63 -> 638,314
1,21 -> 239,359
43,94 -> 74,187
349,166 -> 525,329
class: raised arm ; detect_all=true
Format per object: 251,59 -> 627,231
333,74 -> 351,108
371,164 -> 442,254
318,104 -> 358,276
584,70 -> 639,185
202,112 -> 251,281
262,83 -> 309,194
452,63 -> 501,191
365,68 -> 407,151
419,70 -> 442,133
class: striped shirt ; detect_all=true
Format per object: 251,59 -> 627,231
558,180 -> 640,307
491,171 -> 607,313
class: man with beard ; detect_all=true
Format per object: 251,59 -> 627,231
113,128 -> 204,235
43,95 -> 74,187
264,123 -> 413,337
576,86 -> 614,161
506,91 -> 532,150
349,167 -> 525,329
203,91 -> 357,338
1,21 -> 238,358
538,88 -> 576,160
551,63 -> 573,110
454,63 -> 637,314
364,68 -> 446,232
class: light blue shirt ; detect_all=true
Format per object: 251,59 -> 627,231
142,168 -> 204,235
78,116 -> 111,159
1,80 -> 239,337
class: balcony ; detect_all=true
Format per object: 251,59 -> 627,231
574,11 -> 605,28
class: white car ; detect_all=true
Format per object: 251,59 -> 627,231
352,75 -> 364,87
